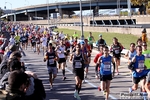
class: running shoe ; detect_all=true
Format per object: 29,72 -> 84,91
98,87 -> 101,91
129,88 -> 132,93
62,77 -> 66,81
103,90 -> 106,95
74,91 -> 81,100
50,87 -> 53,91
95,75 -> 99,79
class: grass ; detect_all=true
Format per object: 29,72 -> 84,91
54,28 -> 150,49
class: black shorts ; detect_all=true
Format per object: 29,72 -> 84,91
31,42 -> 36,47
113,54 -> 121,60
133,75 -> 146,84
90,44 -> 93,50
100,74 -> 112,81
58,58 -> 66,64
74,68 -> 84,80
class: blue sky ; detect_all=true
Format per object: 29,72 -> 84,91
0,0 -> 78,9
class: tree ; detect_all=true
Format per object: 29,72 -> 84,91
131,0 -> 150,14
0,8 -> 4,16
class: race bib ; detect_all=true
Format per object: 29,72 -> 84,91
75,62 -> 82,68
104,65 -> 111,71
138,62 -> 144,70
49,59 -> 54,64
115,49 -> 119,54
22,38 -> 26,41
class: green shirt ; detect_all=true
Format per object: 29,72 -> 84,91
142,50 -> 150,69
88,36 -> 93,44
73,34 -> 78,38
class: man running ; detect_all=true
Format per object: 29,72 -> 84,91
55,40 -> 67,80
97,34 -> 106,51
94,46 -> 103,79
88,32 -> 95,50
69,43 -> 87,100
125,43 -> 136,76
128,46 -> 148,94
98,46 -> 115,100
142,42 -> 150,69
44,43 -> 58,90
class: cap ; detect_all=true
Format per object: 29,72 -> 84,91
99,34 -> 102,37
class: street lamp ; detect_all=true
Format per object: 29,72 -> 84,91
47,0 -> 50,26
5,2 -> 13,21
127,0 -> 131,17
79,0 -> 84,40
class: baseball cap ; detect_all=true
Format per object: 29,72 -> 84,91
99,34 -> 102,37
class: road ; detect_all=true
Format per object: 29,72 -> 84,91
22,48 -> 143,100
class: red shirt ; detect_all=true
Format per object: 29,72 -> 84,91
94,53 -> 103,63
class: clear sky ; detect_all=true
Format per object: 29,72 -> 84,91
0,0 -> 78,9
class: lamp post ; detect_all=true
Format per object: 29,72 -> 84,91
47,0 -> 50,26
5,2 -> 13,21
127,0 -> 131,17
79,0 -> 84,40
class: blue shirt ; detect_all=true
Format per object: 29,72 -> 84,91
133,55 -> 147,77
100,55 -> 112,75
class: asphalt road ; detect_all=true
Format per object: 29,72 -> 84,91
22,48 -> 144,100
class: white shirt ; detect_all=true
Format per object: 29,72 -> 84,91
41,37 -> 47,46
57,46 -> 66,58
9,38 -> 15,45
59,33 -> 65,39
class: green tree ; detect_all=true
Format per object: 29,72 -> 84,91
131,0 -> 150,14
0,8 -> 4,16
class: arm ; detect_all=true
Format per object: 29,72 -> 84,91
111,57 -> 115,76
69,54 -> 73,63
94,54 -> 99,64
128,57 -> 136,71
43,52 -> 48,62
145,72 -> 150,94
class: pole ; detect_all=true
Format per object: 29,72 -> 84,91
127,0 -> 131,17
79,0 -> 84,40
47,0 -> 50,26
5,2 -> 13,21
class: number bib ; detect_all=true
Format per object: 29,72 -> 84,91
49,59 -> 54,65
115,49 -> 119,54
75,62 -> 82,68
138,62 -> 144,70
22,38 -> 26,41
104,64 -> 111,71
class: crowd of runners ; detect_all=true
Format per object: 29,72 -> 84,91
0,21 -> 150,100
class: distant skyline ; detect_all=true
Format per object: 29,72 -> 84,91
0,0 -> 79,9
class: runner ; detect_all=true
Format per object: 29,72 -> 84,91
44,43 -> 58,90
69,43 -> 87,100
125,43 -> 136,76
55,39 -> 67,80
142,42 -> 150,69
88,32 -> 95,50
41,34 -> 47,55
98,46 -> 115,100
94,45 -> 104,79
110,37 -> 123,75
35,34 -> 41,55
80,40 -> 90,80
128,46 -> 147,95
30,34 -> 36,53
96,34 -> 106,51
